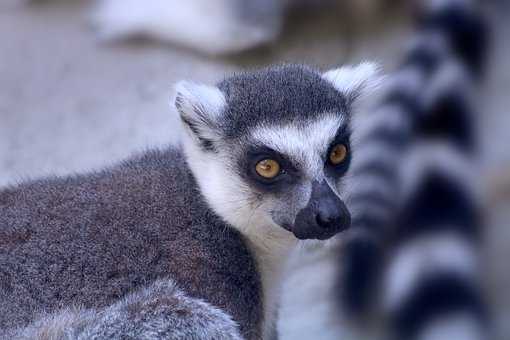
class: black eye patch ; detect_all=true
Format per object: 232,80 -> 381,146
325,127 -> 352,176
239,145 -> 300,192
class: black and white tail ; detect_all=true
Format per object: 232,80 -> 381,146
383,0 -> 491,337
384,145 -> 488,340
337,0 -> 490,338
337,54 -> 419,317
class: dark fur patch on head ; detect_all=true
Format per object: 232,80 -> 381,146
237,144 -> 302,194
217,64 -> 348,139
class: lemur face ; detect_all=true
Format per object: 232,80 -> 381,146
176,64 -> 381,241
235,115 -> 351,240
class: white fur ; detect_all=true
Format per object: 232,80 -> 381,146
92,0 -> 280,55
347,173 -> 394,204
12,307 -> 96,340
353,104 -> 410,143
426,0 -> 476,14
399,141 -> 480,204
417,313 -> 484,340
181,128 -> 297,339
348,197 -> 391,222
421,60 -> 474,110
384,232 -> 479,311
251,115 -> 347,180
322,62 -> 384,104
174,81 -> 226,144
174,81 -> 226,118
279,245 -> 361,340
349,141 -> 400,174
386,62 -> 428,97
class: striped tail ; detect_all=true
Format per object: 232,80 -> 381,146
383,1 -> 490,336
337,65 -> 419,317
337,11 -> 448,320
337,0 -> 490,332
384,146 -> 488,340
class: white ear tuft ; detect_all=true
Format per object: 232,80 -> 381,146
322,61 -> 385,105
174,81 -> 226,150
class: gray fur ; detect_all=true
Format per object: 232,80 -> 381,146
80,279 -> 242,340
216,64 -> 348,139
7,307 -> 96,340
0,148 -> 262,339
8,280 -> 242,340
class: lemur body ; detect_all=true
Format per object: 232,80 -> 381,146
1,148 -> 262,339
0,64 -> 380,339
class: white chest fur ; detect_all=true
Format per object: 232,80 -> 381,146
248,236 -> 295,339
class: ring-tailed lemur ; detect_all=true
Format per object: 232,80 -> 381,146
0,63 -> 382,339
336,0 -> 489,338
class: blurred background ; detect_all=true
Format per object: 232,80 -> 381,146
0,0 -> 509,339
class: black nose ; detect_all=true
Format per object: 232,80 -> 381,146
309,199 -> 350,240
316,210 -> 342,229
314,181 -> 350,232
292,181 -> 351,240
316,200 -> 350,232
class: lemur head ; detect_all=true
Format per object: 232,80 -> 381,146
175,64 -> 381,243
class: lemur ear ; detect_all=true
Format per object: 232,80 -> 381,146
174,81 -> 226,151
322,62 -> 384,107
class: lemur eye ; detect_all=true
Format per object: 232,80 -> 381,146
255,159 -> 281,179
329,144 -> 348,165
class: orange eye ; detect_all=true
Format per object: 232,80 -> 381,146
255,159 -> 281,179
329,144 -> 348,165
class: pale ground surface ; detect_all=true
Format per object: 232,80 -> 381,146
0,1 -> 509,339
